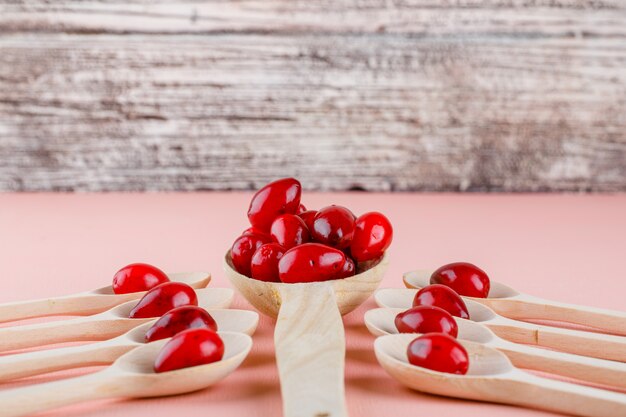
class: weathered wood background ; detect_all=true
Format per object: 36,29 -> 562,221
0,1 -> 625,192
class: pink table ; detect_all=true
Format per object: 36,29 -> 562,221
0,193 -> 624,417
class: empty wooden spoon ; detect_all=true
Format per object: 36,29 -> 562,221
0,331 -> 252,417
365,307 -> 626,390
404,270 -> 626,336
224,251 -> 388,417
0,272 -> 211,324
0,287 -> 234,353
0,308 -> 258,382
375,333 -> 626,417
375,288 -> 626,362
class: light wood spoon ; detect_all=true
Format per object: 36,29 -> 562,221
375,334 -> 626,417
0,331 -> 252,417
0,287 -> 234,353
0,308 -> 258,382
404,270 -> 626,336
0,272 -> 211,324
365,307 -> 626,390
375,288 -> 626,362
224,251 -> 388,417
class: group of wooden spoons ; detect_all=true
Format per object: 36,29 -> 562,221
366,262 -> 626,417
0,263 -> 259,417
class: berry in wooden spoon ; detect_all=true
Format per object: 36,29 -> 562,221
250,243 -> 285,282
144,306 -> 217,343
297,210 -> 317,231
154,328 -> 224,373
270,214 -> 310,249
430,262 -> 490,298
247,177 -> 302,232
350,212 -> 393,262
395,306 -> 459,338
278,243 -> 346,283
311,205 -> 356,249
112,263 -> 169,294
231,233 -> 272,277
407,333 -> 469,375
129,282 -> 198,319
413,284 -> 470,319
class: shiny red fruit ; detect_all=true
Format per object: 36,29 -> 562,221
395,306 -> 459,337
430,262 -> 490,298
270,214 -> 310,249
407,333 -> 469,375
413,284 -> 470,319
278,243 -> 346,283
311,205 -> 355,249
247,178 -> 302,232
154,328 -> 224,373
144,306 -> 217,342
350,212 -> 393,262
297,204 -> 307,214
231,233 -> 272,277
298,210 -> 317,231
337,257 -> 356,278
112,263 -> 169,294
251,243 -> 285,282
242,226 -> 269,238
129,282 -> 198,319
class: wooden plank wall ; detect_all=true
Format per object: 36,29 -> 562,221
0,1 -> 625,192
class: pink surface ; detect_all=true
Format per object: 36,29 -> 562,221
0,192 -> 625,417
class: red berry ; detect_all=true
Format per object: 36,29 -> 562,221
270,214 -> 310,249
154,328 -> 224,373
129,282 -> 198,319
298,210 -> 317,231
297,204 -> 307,214
278,243 -> 346,283
337,257 -> 356,278
250,243 -> 285,282
231,233 -> 272,277
144,306 -> 217,342
430,262 -> 490,298
350,212 -> 393,262
407,333 -> 469,375
247,178 -> 302,232
394,306 -> 459,338
311,206 -> 356,249
112,263 -> 169,294
413,284 -> 470,319
242,227 -> 269,238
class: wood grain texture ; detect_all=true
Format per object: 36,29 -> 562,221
0,1 -> 625,192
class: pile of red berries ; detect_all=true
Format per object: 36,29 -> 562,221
230,178 -> 393,283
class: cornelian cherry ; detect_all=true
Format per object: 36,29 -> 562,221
250,243 -> 284,282
350,212 -> 393,262
270,214 -> 310,249
128,282 -> 198,319
413,284 -> 470,319
337,257 -> 356,278
247,178 -> 302,231
311,205 -> 355,249
144,306 -> 217,342
154,328 -> 224,373
278,243 -> 346,283
395,306 -> 458,338
112,263 -> 169,294
298,210 -> 317,231
430,262 -> 490,298
407,333 -> 469,375
231,233 -> 272,277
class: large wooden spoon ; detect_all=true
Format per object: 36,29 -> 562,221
224,251 -> 388,417
0,272 -> 211,323
375,334 -> 626,417
0,331 -> 252,417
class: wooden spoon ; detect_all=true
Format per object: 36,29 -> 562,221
224,251 -> 388,417
0,287 -> 234,353
0,272 -> 211,324
0,331 -> 252,417
375,288 -> 626,362
365,307 -> 626,390
0,309 -> 258,382
404,270 -> 626,336
375,333 -> 626,417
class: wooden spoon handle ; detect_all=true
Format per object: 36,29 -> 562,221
0,315 -> 143,352
495,338 -> 626,390
488,294 -> 626,336
503,370 -> 626,417
0,338 -> 132,382
0,369 -> 118,417
274,283 -> 348,417
489,317 -> 626,362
